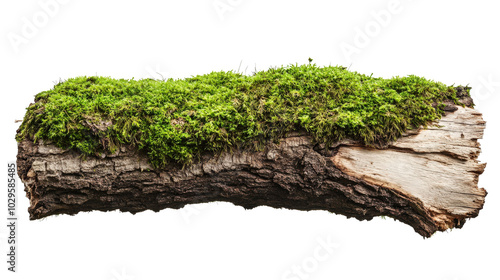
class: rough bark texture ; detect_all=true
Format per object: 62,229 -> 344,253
17,104 -> 486,237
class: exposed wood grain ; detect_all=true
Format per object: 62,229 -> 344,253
332,107 -> 486,230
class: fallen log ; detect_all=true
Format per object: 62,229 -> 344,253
15,65 -> 487,237
16,104 -> 485,237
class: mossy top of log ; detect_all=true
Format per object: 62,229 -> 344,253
16,64 -> 468,168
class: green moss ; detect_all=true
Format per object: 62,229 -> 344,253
16,64 -> 465,168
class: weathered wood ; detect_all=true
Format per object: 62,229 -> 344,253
16,105 -> 486,237
332,106 -> 486,231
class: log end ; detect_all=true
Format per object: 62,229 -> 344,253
332,106 -> 487,236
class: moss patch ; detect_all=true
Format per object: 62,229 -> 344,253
16,64 -> 465,167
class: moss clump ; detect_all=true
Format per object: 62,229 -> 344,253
16,64 -> 463,167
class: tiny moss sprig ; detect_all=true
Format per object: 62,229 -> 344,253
16,64 -> 463,168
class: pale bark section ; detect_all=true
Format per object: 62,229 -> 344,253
392,106 -> 485,159
332,106 -> 486,230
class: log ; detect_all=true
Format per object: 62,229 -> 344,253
16,103 -> 486,237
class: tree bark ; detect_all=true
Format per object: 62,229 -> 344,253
16,105 -> 486,237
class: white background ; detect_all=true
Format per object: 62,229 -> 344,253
1,0 -> 499,279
